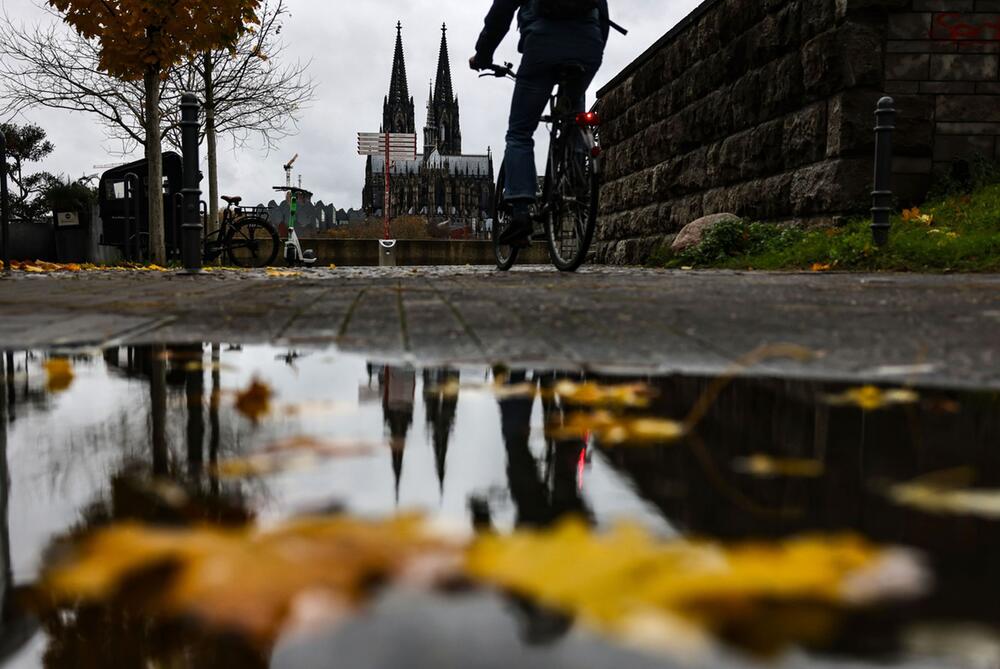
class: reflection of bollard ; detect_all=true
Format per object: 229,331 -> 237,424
1,131 -> 9,276
871,96 -> 896,248
379,239 -> 398,267
180,93 -> 203,273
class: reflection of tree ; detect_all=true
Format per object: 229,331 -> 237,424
423,368 -> 460,492
38,343 -> 259,668
378,365 -> 416,500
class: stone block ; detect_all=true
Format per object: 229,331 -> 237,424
803,23 -> 884,95
886,82 -> 920,94
930,54 -> 999,80
887,40 -> 956,53
826,89 -> 880,157
958,42 -> 1000,54
783,102 -> 828,167
914,0 -> 974,8
893,157 -> 934,173
919,81 -> 977,93
886,54 -> 931,80
933,134 -> 996,161
790,159 -> 872,215
937,94 -> 1000,121
892,94 -> 937,156
976,0 -> 1000,9
937,121 -> 1000,134
977,81 -> 1000,92
888,13 -> 932,40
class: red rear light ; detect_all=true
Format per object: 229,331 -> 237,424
576,111 -> 601,127
590,146 -> 603,158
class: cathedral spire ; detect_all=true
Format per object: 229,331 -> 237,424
383,22 -> 416,136
433,23 -> 454,106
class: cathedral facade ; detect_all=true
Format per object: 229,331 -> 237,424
363,24 -> 495,232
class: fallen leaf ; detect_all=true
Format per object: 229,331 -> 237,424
266,269 -> 303,278
44,359 -> 75,393
552,411 -> 686,446
235,378 -> 273,423
466,520 -> 926,657
40,516 -> 463,645
826,386 -> 919,411
810,263 -> 832,272
733,455 -> 824,479
887,468 -> 1000,519
554,380 -> 655,409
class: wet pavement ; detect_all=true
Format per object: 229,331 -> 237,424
0,267 -> 999,389
1,344 -> 1000,668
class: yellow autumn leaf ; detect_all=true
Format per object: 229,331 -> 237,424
40,516 -> 462,645
810,263 -> 832,272
733,455 -> 824,479
552,411 -> 686,445
826,386 -> 919,411
888,468 -> 1000,519
266,269 -> 302,278
553,380 -> 654,408
44,359 -> 75,393
466,520 -> 926,656
234,378 -> 273,422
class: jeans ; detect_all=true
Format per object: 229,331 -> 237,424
503,52 -> 601,202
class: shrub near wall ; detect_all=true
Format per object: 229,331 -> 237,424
594,0 -> 893,264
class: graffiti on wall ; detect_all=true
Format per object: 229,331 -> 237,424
932,13 -> 1000,42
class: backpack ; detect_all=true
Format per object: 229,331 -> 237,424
536,0 -> 600,20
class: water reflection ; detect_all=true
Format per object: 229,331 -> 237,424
1,345 -> 1000,667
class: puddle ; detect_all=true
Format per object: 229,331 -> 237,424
1,346 -> 1000,668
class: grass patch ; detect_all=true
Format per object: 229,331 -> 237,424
659,183 -> 1000,272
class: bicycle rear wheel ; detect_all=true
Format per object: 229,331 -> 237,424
225,217 -> 280,268
546,127 -> 599,273
493,164 -> 520,272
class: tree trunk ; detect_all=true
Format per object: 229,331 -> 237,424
144,65 -> 166,264
204,52 -> 220,238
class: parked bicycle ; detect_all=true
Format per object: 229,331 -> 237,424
204,195 -> 281,268
481,62 -> 603,273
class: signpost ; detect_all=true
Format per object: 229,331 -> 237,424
357,132 -> 417,241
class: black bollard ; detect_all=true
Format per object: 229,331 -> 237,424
180,93 -> 203,273
871,96 -> 896,248
1,131 -> 9,276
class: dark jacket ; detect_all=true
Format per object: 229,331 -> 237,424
474,0 -> 610,66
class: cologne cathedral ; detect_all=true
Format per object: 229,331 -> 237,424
363,23 -> 495,232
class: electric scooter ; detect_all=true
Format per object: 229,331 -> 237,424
273,186 -> 317,266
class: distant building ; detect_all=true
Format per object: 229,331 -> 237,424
255,191 -> 337,234
363,23 -> 495,231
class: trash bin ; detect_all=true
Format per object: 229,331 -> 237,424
53,209 -> 91,263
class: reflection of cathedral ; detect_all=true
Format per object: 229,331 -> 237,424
363,23 -> 495,230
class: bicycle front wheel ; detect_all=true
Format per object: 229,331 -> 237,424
225,218 -> 280,268
546,127 -> 599,273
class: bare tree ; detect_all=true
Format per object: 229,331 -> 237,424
0,0 -> 314,238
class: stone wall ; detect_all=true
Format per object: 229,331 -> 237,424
593,0 -> 990,264
884,2 -> 1000,190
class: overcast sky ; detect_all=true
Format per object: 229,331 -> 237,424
4,0 -> 699,210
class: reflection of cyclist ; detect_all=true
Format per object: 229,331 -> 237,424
470,0 -> 610,246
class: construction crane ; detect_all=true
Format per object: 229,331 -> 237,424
283,153 -> 299,188
93,162 -> 126,170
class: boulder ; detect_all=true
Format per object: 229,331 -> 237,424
671,213 -> 742,253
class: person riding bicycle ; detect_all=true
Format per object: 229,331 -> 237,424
470,0 -> 610,247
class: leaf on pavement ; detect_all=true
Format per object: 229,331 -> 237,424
826,385 -> 919,411
235,378 -> 273,423
266,269 -> 303,278
40,516 -> 463,645
553,380 -> 655,408
466,520 -> 927,657
552,411 -> 686,446
887,467 -> 1000,519
44,359 -> 75,393
733,455 -> 825,479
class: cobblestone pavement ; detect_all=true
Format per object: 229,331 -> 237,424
1,266 -> 999,389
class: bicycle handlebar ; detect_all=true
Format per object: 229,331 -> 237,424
478,62 -> 516,79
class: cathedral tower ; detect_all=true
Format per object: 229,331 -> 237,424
423,24 -> 462,157
383,22 -> 416,135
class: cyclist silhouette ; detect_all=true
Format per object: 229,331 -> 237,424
471,0 -> 610,247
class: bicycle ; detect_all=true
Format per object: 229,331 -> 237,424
204,195 -> 281,268
481,62 -> 603,273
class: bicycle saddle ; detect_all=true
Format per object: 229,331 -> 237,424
222,195 -> 242,205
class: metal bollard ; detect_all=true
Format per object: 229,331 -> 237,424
1,131 -> 9,276
871,96 -> 896,248
378,239 -> 398,267
180,93 -> 203,273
